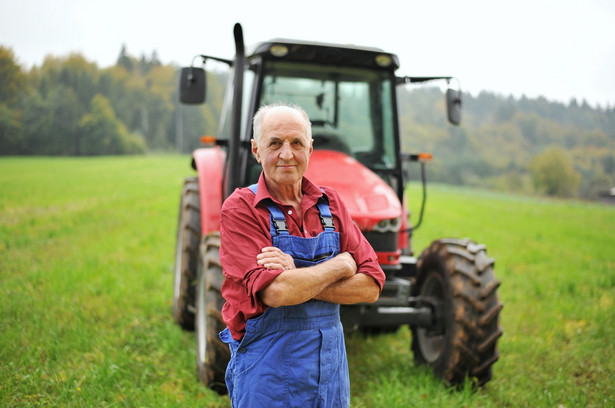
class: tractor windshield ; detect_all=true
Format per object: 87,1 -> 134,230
258,61 -> 397,171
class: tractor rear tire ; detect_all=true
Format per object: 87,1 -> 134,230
172,177 -> 200,331
411,238 -> 503,386
196,233 -> 230,395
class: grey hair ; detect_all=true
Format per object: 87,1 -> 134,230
252,103 -> 312,142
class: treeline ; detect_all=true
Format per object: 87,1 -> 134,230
1,46 -> 614,200
0,46 -> 224,156
398,87 -> 615,200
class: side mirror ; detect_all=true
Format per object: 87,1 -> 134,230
179,67 -> 206,104
446,88 -> 462,125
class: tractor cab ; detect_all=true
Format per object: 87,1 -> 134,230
243,41 -> 401,184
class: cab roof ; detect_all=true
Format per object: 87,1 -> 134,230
247,39 -> 400,71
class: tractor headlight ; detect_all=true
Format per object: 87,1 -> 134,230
269,44 -> 289,57
372,217 -> 401,233
375,54 -> 393,67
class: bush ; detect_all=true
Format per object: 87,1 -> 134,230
529,146 -> 581,197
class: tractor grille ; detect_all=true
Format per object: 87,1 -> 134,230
362,231 -> 398,252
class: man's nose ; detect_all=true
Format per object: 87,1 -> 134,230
279,142 -> 293,160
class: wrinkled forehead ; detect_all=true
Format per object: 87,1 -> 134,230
263,106 -> 306,126
262,108 -> 310,140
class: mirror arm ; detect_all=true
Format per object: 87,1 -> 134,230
396,76 -> 453,85
191,54 -> 233,67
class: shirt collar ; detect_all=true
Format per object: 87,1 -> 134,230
252,172 -> 326,209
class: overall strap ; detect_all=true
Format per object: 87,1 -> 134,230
247,184 -> 334,236
248,184 -> 289,236
316,195 -> 335,232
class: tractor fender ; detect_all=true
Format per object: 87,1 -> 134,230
191,147 -> 226,235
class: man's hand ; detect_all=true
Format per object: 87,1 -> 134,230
257,247 -> 296,270
333,252 -> 358,279
257,248 -> 356,276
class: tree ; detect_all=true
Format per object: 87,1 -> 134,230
79,94 -> 144,155
0,46 -> 26,106
602,155 -> 615,175
50,85 -> 82,154
58,54 -> 99,108
19,90 -> 52,154
0,47 -> 27,154
116,45 -> 134,72
141,65 -> 175,149
529,146 -> 581,197
0,103 -> 22,154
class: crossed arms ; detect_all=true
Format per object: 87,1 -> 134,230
257,246 -> 380,308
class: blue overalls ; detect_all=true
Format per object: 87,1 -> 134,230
219,184 -> 350,408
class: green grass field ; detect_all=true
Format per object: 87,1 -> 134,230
1,156 -> 613,407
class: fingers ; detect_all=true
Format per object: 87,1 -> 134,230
257,248 -> 357,273
259,247 -> 284,256
257,247 -> 295,270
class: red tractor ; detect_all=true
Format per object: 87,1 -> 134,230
173,23 -> 502,394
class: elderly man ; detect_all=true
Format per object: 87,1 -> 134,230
219,103 -> 385,408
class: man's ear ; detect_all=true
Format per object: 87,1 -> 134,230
251,139 -> 260,163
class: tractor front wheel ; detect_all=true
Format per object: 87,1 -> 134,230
411,238 -> 503,386
196,234 -> 230,394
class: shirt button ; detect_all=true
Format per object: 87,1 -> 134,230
288,210 -> 292,215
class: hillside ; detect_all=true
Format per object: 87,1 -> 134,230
399,87 -> 615,199
1,46 -> 614,200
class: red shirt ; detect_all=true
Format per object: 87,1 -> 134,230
220,173 -> 385,340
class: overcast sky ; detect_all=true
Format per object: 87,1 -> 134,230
2,0 -> 614,108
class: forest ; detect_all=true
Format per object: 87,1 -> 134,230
1,45 -> 614,200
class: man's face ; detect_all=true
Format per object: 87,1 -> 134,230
252,107 -> 313,190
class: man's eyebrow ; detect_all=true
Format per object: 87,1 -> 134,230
266,136 -> 304,142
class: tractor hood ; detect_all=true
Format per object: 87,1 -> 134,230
305,150 -> 401,231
